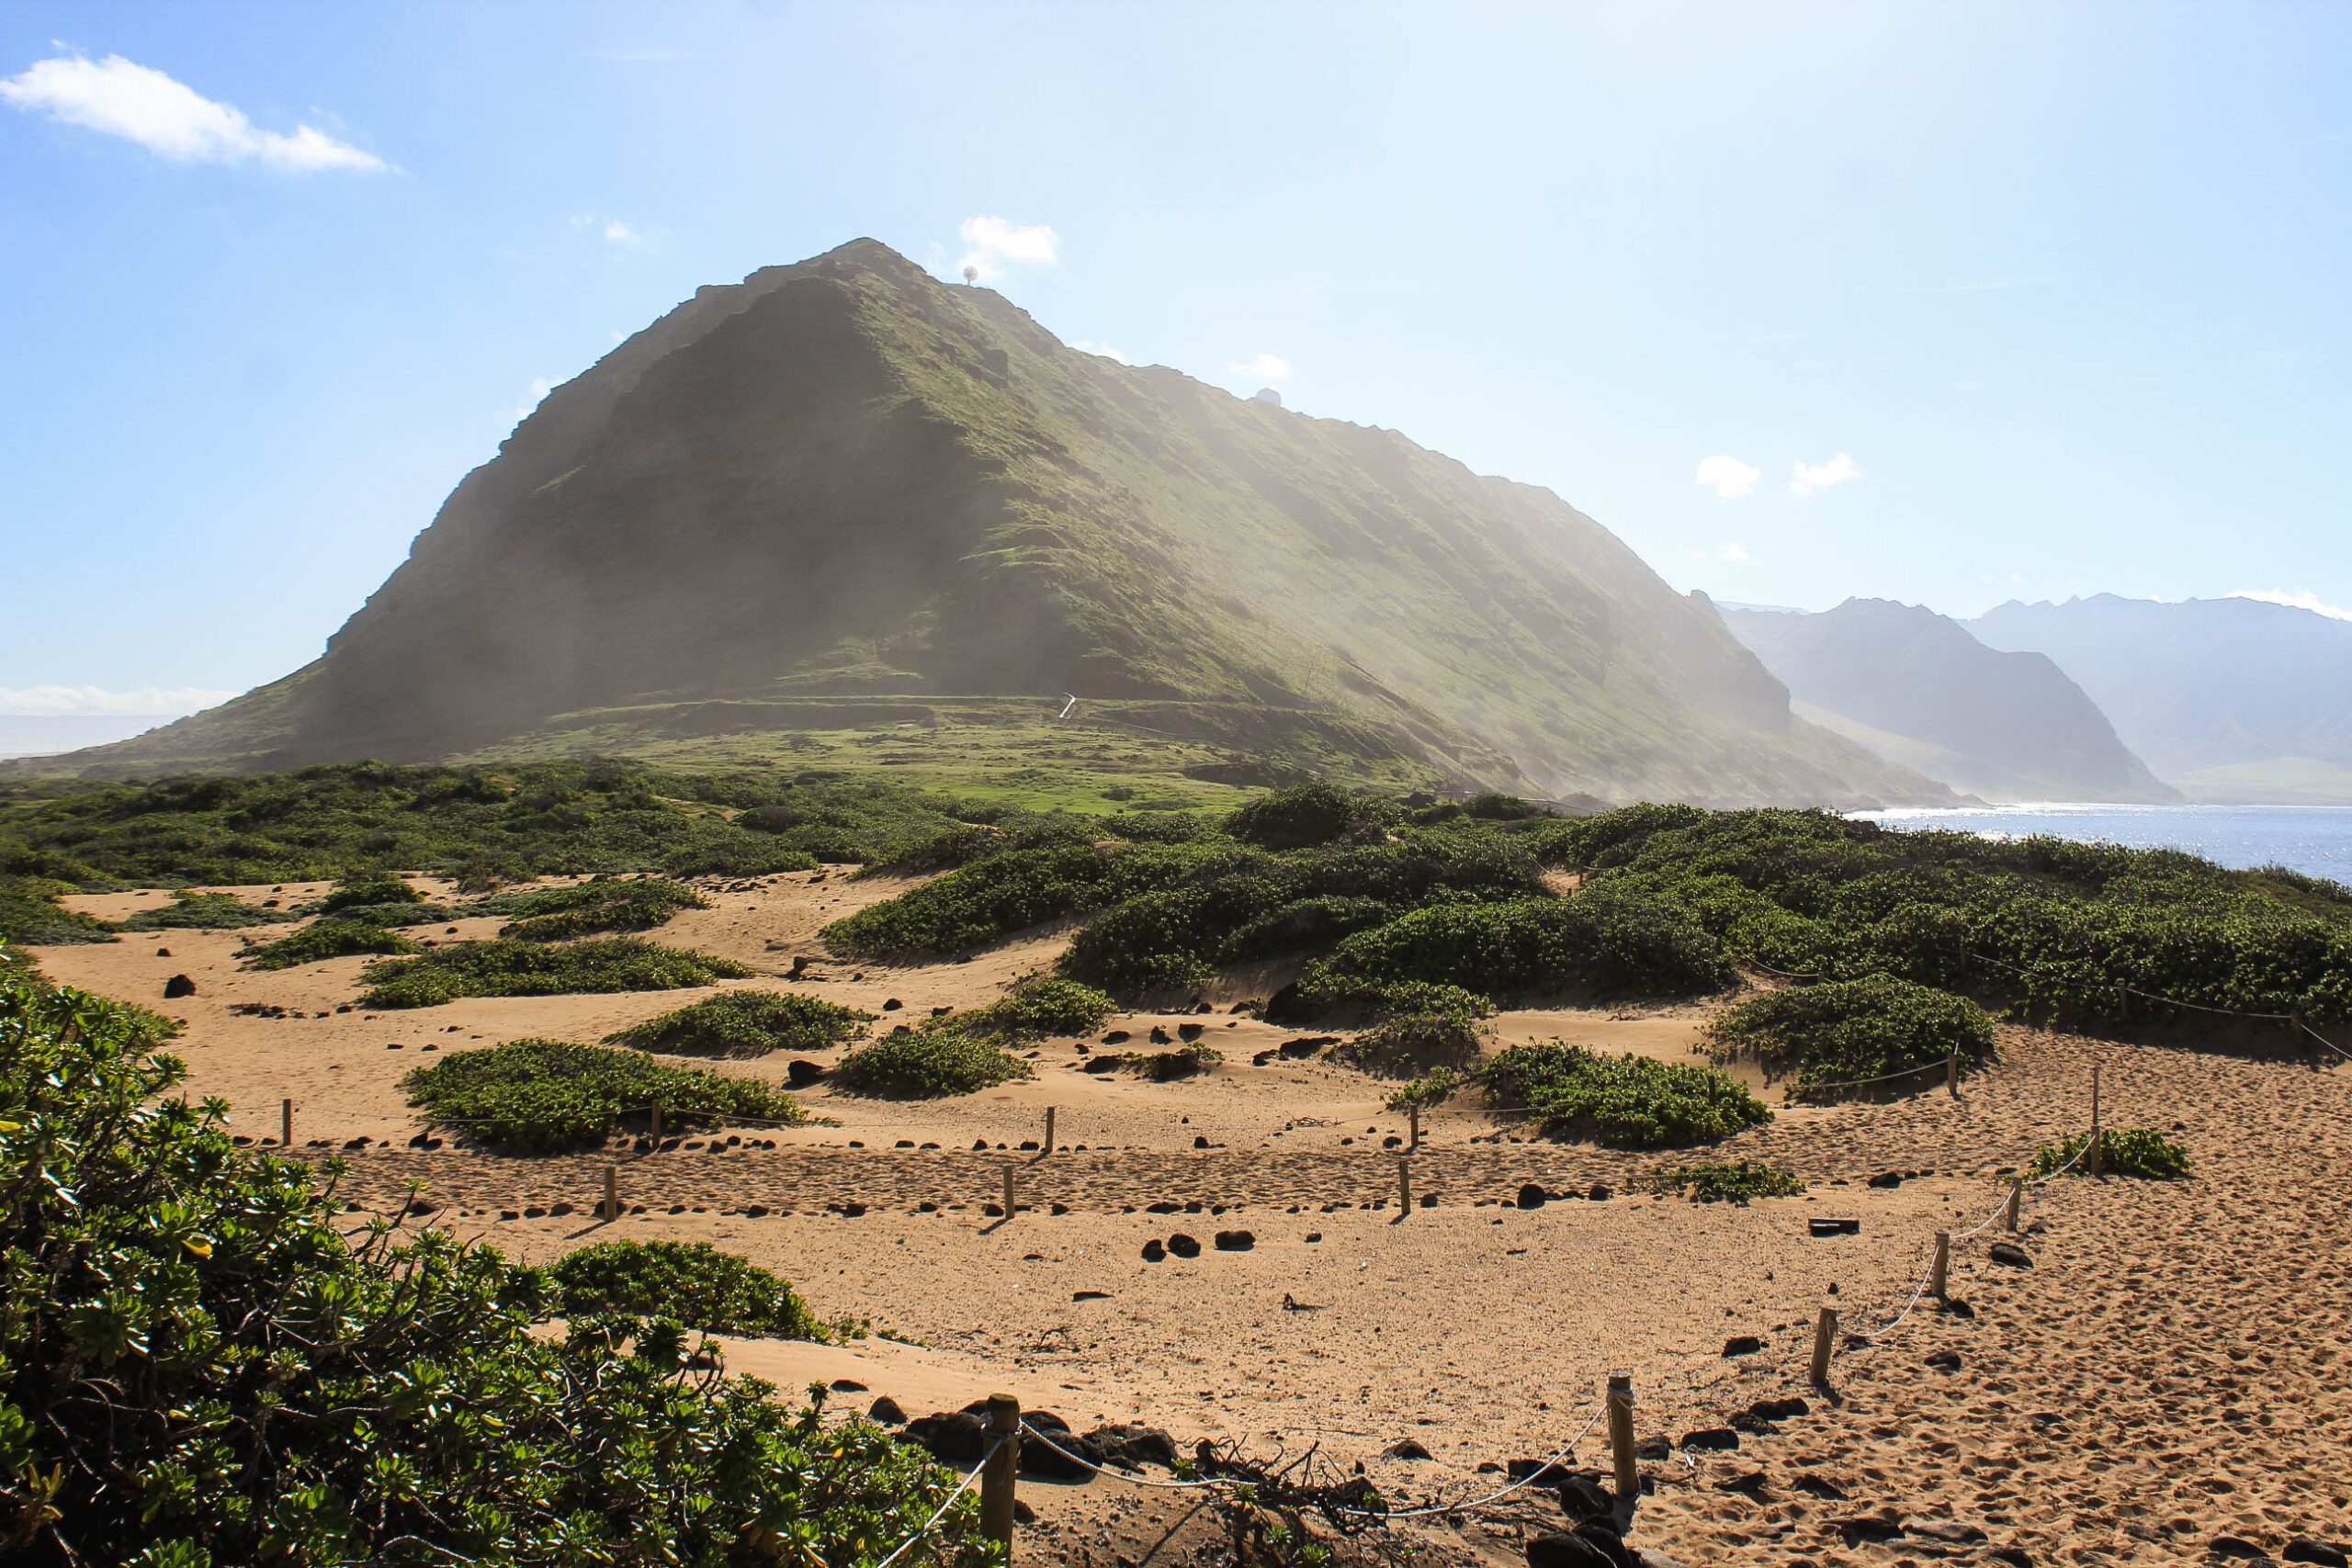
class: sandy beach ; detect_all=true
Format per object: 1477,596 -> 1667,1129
34,874 -> 2352,1567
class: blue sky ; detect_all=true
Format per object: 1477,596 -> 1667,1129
4,1 -> 2349,726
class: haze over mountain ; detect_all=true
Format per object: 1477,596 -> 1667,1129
1721,599 -> 2175,804
29,240 -> 1947,807
1971,595 -> 2352,805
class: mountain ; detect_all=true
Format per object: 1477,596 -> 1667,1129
1720,599 -> 2176,803
1971,595 -> 2352,804
28,239 -> 1948,808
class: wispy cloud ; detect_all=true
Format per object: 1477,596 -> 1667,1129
1229,353 -> 1291,383
603,219 -> 640,244
2230,588 -> 2352,622
0,684 -> 232,716
1790,452 -> 1863,498
1715,541 -> 1750,563
956,216 -> 1058,282
1694,454 -> 1761,500
510,376 -> 556,422
0,53 -> 384,171
1071,340 -> 1130,364
571,213 -> 644,245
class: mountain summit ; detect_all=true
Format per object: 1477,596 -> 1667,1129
50,240 -> 1941,806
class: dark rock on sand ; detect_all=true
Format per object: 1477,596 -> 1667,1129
164,974 -> 198,998
1213,1229 -> 1255,1250
1166,1233 -> 1202,1258
869,1396 -> 908,1424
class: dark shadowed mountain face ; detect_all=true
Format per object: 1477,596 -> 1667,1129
1723,599 -> 2176,803
49,239 -> 1945,807
1971,595 -> 2352,803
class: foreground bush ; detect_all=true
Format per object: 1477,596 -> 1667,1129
2030,1126 -> 2192,1180
610,988 -> 875,1056
830,1026 -> 1036,1098
1307,891 -> 1735,1004
498,875 -> 710,941
358,937 -> 752,1008
1481,1042 -> 1772,1148
118,890 -> 301,931
1709,973 -> 1996,1094
405,1038 -> 808,1154
1633,1160 -> 1805,1204
0,953 -> 967,1567
544,1240 -> 832,1338
241,919 -> 423,969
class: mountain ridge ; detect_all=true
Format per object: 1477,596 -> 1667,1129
23,239 -> 1948,808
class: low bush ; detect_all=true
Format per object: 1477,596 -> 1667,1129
1333,1002 -> 1488,1078
1633,1160 -> 1805,1204
952,975 -> 1117,1041
824,841 -> 1122,956
1307,891 -> 1734,1006
319,875 -> 424,913
1130,1043 -> 1220,1080
610,989 -> 875,1057
405,1038 -> 808,1154
1225,783 -> 1396,850
1382,1065 -> 1462,1112
117,890 -> 301,931
1708,973 -> 1996,1094
544,1241 -> 832,1338
0,874 -> 114,947
830,1025 -> 1037,1098
498,875 -> 710,941
357,937 -> 752,1008
2030,1126 -> 2192,1180
0,965 -> 965,1567
241,919 -> 423,969
1480,1043 -> 1772,1148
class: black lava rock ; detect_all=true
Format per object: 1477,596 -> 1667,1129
164,974 -> 198,998
1213,1229 -> 1255,1250
1166,1233 -> 1202,1258
869,1396 -> 908,1424
1518,1182 -> 1548,1209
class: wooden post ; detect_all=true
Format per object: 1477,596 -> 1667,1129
604,1165 -> 618,1222
2089,1062 -> 2103,1178
280,1097 -> 292,1147
1408,1105 -> 1421,1150
650,1104 -> 662,1141
1002,1164 -> 1015,1219
980,1393 -> 1021,1554
1044,1106 -> 1056,1156
1809,1307 -> 1838,1386
1396,1156 -> 1412,1214
1605,1372 -> 1637,1501
2004,1178 -> 2022,1233
1946,1050 -> 1960,1099
1929,1230 -> 1951,1299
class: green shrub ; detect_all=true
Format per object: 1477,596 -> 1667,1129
2030,1126 -> 2192,1180
0,967 -> 967,1567
1225,783 -> 1396,850
1480,1043 -> 1772,1148
1709,973 -> 1996,1094
1334,999 -> 1489,1078
545,1241 -> 829,1338
240,919 -> 423,969
830,1026 -> 1036,1098
405,1038 -> 808,1154
117,890 -> 301,931
952,975 -> 1117,1040
319,875 -> 424,913
1129,1043 -> 1220,1080
610,989 -> 875,1056
1633,1160 -> 1805,1203
1307,891 -> 1734,1004
358,937 -> 752,1008
0,874 -> 114,947
1382,1065 -> 1462,1112
498,875 -> 710,941
824,841 -> 1121,955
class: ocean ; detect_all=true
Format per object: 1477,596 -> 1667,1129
1849,804 -> 2352,886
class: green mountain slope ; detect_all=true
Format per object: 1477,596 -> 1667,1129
36,240 -> 1944,807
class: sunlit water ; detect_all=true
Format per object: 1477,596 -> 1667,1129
1847,804 -> 2352,886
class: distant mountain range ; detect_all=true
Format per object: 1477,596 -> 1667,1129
1972,595 -> 2352,805
17,239 -> 1945,808
1721,599 -> 2176,803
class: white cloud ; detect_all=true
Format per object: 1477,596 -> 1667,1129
2229,589 -> 2352,622
509,376 -> 555,422
956,215 -> 1059,282
1790,451 -> 1863,497
0,684 -> 232,716
0,53 -> 384,171
1716,542 -> 1751,563
1229,353 -> 1292,383
1694,454 -> 1761,500
1071,340 -> 1130,364
603,219 -> 640,244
